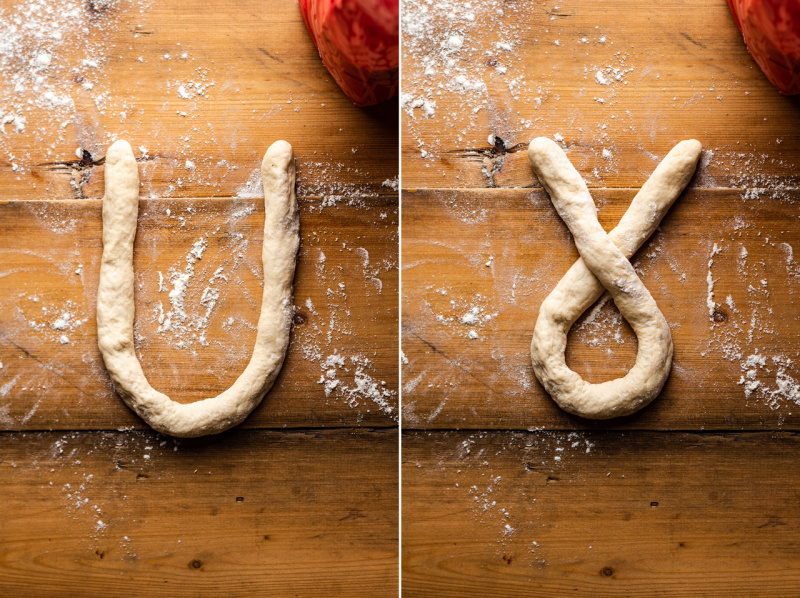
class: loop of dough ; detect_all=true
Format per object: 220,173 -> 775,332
97,139 -> 300,437
528,137 -> 702,419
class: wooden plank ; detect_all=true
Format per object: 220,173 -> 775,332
0,3 -> 400,597
401,0 -> 800,190
401,188 -> 800,430
0,0 -> 398,200
0,427 -> 398,597
402,430 -> 800,597
0,196 -> 398,430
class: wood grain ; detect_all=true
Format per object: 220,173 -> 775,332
403,430 -> 800,597
402,187 -> 800,430
0,0 -> 399,433
401,0 -> 800,190
400,0 -> 800,594
0,428 -> 398,597
0,0 -> 398,201
0,0 -> 400,594
0,196 -> 398,430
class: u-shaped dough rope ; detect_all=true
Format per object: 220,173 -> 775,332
97,139 -> 299,437
528,137 -> 702,419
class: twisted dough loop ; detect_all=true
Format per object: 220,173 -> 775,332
97,139 -> 299,437
528,138 -> 702,419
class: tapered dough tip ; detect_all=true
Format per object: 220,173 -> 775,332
527,137 -> 560,162
263,140 -> 293,170
677,138 -> 703,160
105,139 -> 135,166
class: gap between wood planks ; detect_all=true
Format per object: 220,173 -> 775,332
400,186 -> 800,192
0,425 -> 398,434
402,429 -> 800,436
0,425 -> 397,434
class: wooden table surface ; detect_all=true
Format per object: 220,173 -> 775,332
0,0 -> 398,596
401,0 -> 800,595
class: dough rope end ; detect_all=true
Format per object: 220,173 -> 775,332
105,139 -> 135,166
263,140 -> 294,171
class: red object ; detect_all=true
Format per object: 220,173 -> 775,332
727,0 -> 800,95
298,0 -> 399,106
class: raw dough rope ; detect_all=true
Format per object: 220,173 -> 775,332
97,139 -> 299,437
528,137 -> 702,419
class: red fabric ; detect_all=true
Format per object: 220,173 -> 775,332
727,0 -> 800,95
299,0 -> 399,106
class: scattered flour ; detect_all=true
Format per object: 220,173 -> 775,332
707,233 -> 800,412
706,243 -> 721,317
0,0 -> 153,174
317,352 -> 397,419
150,235 -> 234,350
444,430 -> 594,558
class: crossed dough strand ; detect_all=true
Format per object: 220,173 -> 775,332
528,137 -> 702,419
97,139 -> 299,437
